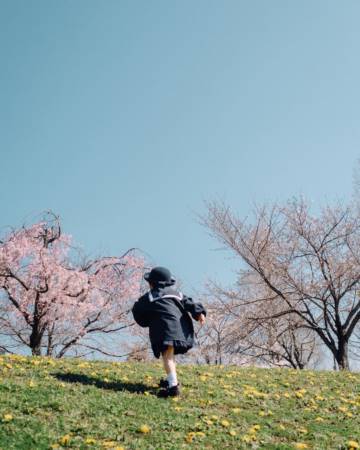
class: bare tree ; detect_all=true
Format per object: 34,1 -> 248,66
240,313 -> 317,369
201,281 -> 317,369
188,298 -> 240,365
201,198 -> 360,370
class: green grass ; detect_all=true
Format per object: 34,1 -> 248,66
0,354 -> 359,450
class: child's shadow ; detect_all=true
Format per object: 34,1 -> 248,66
52,372 -> 157,395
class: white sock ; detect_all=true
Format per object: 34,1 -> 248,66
167,372 -> 178,388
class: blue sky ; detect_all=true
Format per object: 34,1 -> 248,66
1,1 -> 360,294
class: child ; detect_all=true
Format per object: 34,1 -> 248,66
132,266 -> 206,397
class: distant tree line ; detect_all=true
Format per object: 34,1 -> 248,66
2,188 -> 360,371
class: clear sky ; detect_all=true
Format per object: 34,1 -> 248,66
1,1 -> 360,294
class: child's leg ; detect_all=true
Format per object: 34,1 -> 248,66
161,345 -> 178,387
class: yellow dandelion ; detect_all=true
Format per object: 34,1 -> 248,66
139,424 -> 151,434
298,428 -> 308,434
294,443 -> 308,449
348,441 -> 359,450
59,434 -> 71,446
232,407 -> 241,413
242,434 -> 257,443
249,424 -> 260,433
102,441 -> 118,448
84,438 -> 97,444
29,380 -> 36,388
78,362 -> 89,368
259,411 -> 266,417
229,430 -> 237,436
3,413 -> 13,422
221,420 -> 230,427
279,424 -> 286,430
195,431 -> 205,437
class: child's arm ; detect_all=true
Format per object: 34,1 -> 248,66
197,313 -> 206,325
132,297 -> 150,327
181,296 -> 207,322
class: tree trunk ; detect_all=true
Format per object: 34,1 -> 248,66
29,329 -> 42,356
336,340 -> 350,370
46,325 -> 54,356
31,343 -> 42,356
30,296 -> 43,356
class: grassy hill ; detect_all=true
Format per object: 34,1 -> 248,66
0,354 -> 359,450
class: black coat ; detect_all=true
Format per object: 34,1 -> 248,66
132,286 -> 206,357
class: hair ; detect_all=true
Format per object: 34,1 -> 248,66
148,280 -> 174,289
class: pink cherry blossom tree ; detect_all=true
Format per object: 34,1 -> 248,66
0,212 -> 144,357
202,198 -> 360,370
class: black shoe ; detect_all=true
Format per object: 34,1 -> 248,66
159,378 -> 169,388
157,383 -> 181,398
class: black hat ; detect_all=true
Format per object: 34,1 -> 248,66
144,266 -> 176,286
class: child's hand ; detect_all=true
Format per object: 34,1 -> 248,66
197,313 -> 206,325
